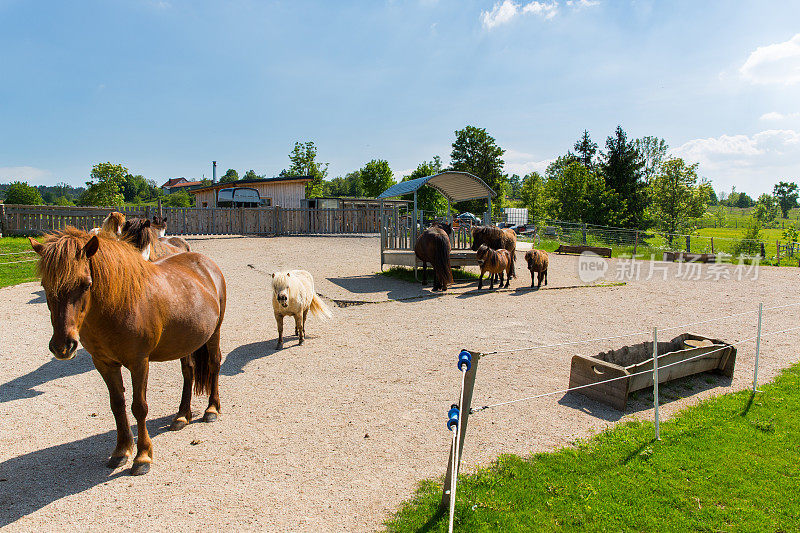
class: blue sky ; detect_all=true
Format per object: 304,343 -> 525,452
1,0 -> 798,195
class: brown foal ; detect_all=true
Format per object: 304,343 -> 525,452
30,228 -> 226,475
476,244 -> 513,289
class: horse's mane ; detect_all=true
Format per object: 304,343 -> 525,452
37,227 -> 150,312
100,211 -> 126,234
121,218 -> 154,251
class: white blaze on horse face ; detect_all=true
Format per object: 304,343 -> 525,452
157,228 -> 165,238
117,227 -> 123,235
141,244 -> 151,261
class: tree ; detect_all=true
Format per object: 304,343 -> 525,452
648,158 -> 711,242
242,170 -> 263,181
599,126 -> 647,228
323,171 -> 365,198
736,192 -> 755,208
753,193 -> 778,226
400,158 -> 446,215
77,162 -> 127,206
53,195 -> 75,206
520,171 -> 545,221
773,181 -> 798,218
121,174 -> 151,203
285,141 -> 328,198
573,130 -> 597,169
633,136 -> 668,183
450,125 -> 506,214
508,174 -> 523,199
3,181 -> 43,205
220,169 -> 239,184
164,189 -> 193,208
359,159 -> 394,198
544,161 -> 627,226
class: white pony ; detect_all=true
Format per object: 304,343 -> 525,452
271,270 -> 332,349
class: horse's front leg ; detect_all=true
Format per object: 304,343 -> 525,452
478,269 -> 484,290
421,262 -> 428,285
130,359 -> 152,475
170,356 -> 194,431
94,357 -> 133,468
275,313 -> 284,349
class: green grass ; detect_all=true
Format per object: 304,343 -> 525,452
380,266 -> 481,284
386,364 -> 800,532
0,237 -> 38,288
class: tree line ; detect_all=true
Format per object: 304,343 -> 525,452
2,126 -> 796,233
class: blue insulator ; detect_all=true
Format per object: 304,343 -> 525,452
457,350 -> 472,372
447,406 -> 460,430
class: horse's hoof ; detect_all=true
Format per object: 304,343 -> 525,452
275,343 -> 283,350
107,455 -> 129,468
203,411 -> 218,423
130,462 -> 150,476
169,418 -> 188,431
298,339 -> 304,345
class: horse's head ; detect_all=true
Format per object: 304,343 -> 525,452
476,244 -> 491,264
151,215 -> 167,238
30,231 -> 99,360
101,211 -> 126,235
122,218 -> 154,260
432,221 -> 452,236
272,271 -> 291,308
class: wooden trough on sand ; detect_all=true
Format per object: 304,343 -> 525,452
568,333 -> 736,410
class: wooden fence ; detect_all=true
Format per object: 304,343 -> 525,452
0,204 -> 384,237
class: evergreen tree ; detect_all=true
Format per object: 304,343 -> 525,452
573,130 -> 597,169
599,126 -> 647,228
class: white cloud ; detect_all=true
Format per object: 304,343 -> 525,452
0,166 -> 53,184
481,0 -> 557,29
504,149 -> 554,175
566,0 -> 599,8
740,33 -> 800,85
760,111 -> 800,121
672,130 -> 800,194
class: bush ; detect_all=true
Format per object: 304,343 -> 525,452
733,223 -> 764,257
3,181 -> 43,205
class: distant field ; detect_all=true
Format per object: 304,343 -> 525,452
0,237 -> 38,288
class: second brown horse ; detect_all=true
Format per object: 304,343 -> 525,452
476,244 -> 512,289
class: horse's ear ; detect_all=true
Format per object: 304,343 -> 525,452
82,236 -> 100,258
286,272 -> 290,277
271,272 -> 275,278
29,237 -> 45,256
144,219 -> 151,227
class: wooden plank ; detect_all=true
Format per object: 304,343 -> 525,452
568,355 -> 629,410
555,244 -> 612,258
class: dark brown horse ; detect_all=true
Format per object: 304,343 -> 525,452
121,218 -> 187,261
472,225 -> 517,284
476,244 -> 512,289
414,224 -> 453,291
30,228 -> 226,475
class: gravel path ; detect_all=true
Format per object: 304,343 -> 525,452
2,235 -> 799,531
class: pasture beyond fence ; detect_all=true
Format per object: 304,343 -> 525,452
0,204 -> 384,237
439,300 -> 800,532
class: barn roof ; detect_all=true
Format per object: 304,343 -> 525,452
377,171 -> 496,202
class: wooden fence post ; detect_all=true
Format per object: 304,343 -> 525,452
0,204 -> 6,237
686,235 -> 691,252
633,230 -> 639,255
711,237 -> 715,254
440,351 -> 481,512
777,240 -> 781,263
158,198 -> 162,217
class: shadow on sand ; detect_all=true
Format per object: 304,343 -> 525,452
0,415 -> 174,527
558,372 -> 733,422
1,350 -> 95,403
219,340 -> 278,376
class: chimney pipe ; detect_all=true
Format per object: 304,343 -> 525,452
212,161 -> 217,183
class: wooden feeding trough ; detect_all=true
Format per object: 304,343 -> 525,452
568,333 -> 736,410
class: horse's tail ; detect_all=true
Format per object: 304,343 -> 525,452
433,236 -> 453,287
309,294 -> 333,319
192,343 -> 217,396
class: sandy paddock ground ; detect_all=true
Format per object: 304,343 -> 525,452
2,234 -> 799,531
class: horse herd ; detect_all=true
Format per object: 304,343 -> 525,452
25,214 -> 546,476
414,222 -> 550,291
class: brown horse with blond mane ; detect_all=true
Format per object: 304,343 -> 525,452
30,227 -> 226,475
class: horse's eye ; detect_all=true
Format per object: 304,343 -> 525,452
81,280 -> 92,290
